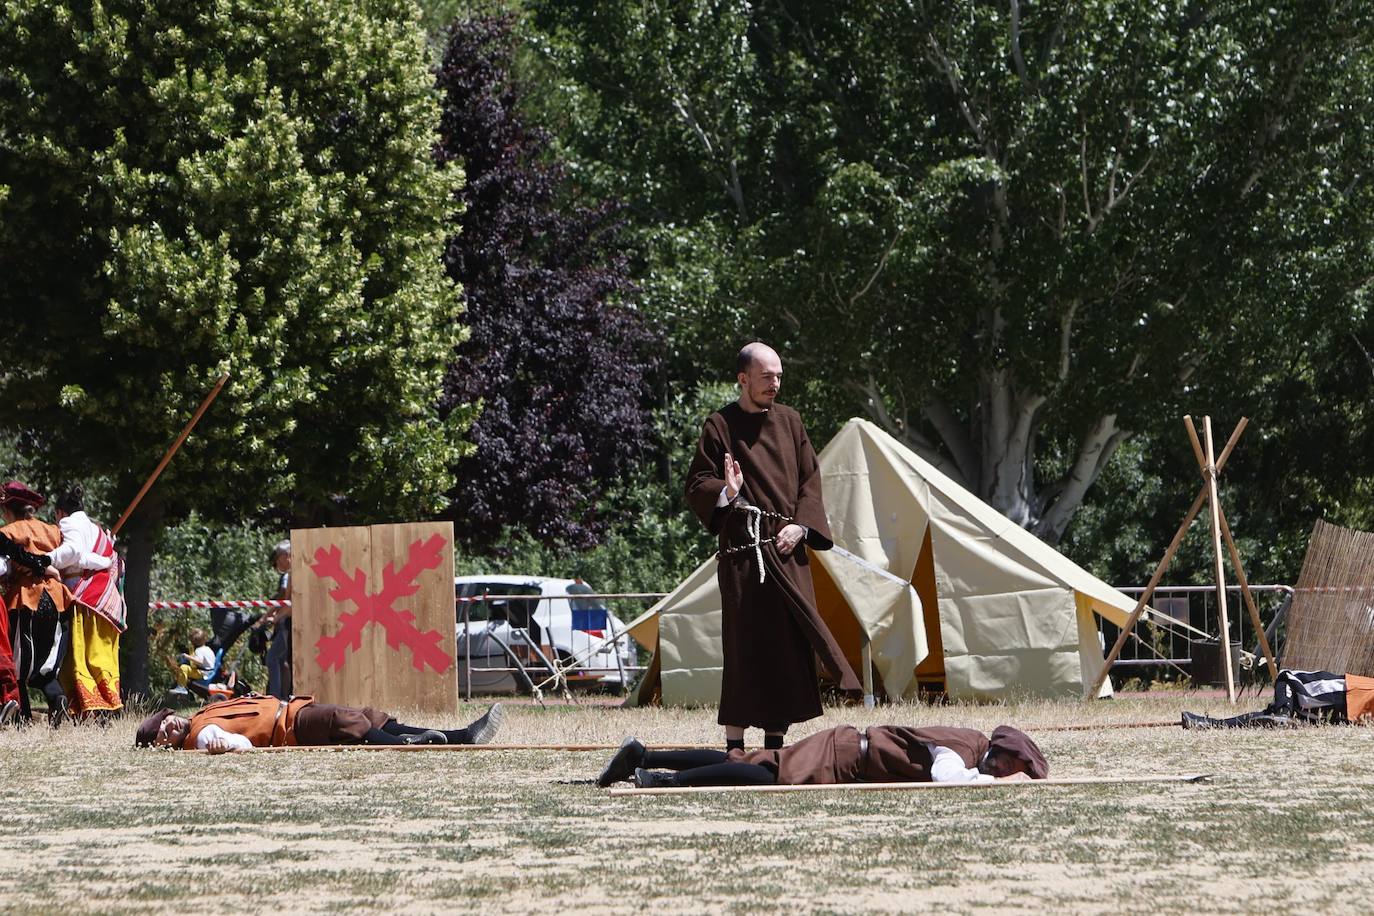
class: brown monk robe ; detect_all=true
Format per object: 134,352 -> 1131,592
737,725 -> 997,784
686,401 -> 861,730
597,725 -> 1049,788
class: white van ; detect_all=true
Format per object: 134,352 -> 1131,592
454,575 -> 635,695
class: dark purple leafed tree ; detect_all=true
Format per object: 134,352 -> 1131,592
435,15 -> 658,549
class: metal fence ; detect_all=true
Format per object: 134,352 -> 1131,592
1103,584 -> 1293,679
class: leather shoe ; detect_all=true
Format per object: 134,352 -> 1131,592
48,696 -> 69,730
597,737 -> 646,788
401,729 -> 448,745
464,703 -> 504,745
1180,711 -> 1215,730
633,767 -> 674,789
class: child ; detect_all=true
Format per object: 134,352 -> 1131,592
169,628 -> 216,688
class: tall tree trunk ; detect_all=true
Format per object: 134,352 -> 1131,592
119,492 -> 164,701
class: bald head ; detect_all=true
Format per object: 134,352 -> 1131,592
737,342 -> 779,375
736,342 -> 783,412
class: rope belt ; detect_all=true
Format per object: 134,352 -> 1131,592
717,504 -> 793,584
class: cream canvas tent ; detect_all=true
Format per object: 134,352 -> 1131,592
630,417 -> 1157,704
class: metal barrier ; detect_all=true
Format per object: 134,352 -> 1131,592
1104,584 -> 1293,677
455,592 -> 664,703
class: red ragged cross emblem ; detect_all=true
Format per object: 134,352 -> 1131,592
309,534 -> 454,674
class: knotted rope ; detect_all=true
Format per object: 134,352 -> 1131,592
717,503 -> 792,584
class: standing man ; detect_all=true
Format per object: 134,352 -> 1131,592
686,342 -> 861,751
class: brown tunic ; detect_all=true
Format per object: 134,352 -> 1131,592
687,402 -> 861,728
1,519 -> 72,612
733,725 -> 992,785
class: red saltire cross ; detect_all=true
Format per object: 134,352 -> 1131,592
310,534 -> 453,674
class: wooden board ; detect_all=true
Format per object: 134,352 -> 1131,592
291,522 -> 457,715
608,773 -> 1212,797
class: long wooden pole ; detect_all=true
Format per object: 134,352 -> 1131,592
1218,505 -> 1279,678
113,372 -> 230,536
1087,418 -> 1248,698
1183,420 -> 1274,677
1200,416 -> 1238,703
609,773 -> 1212,797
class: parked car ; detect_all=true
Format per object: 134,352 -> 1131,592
454,575 -> 635,695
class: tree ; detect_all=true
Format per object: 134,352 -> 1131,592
435,14 -> 657,550
531,0 -> 1374,545
0,0 -> 474,695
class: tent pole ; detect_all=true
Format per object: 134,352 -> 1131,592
1218,505 -> 1279,679
1193,416 -> 1238,703
861,641 -> 875,708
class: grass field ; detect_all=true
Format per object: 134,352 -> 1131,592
2,691 -> 1372,914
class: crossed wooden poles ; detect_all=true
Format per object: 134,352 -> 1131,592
1088,416 -> 1278,703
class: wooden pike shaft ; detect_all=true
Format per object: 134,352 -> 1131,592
1087,417 -> 1248,698
609,773 -> 1213,797
236,742 -> 728,754
113,372 -> 230,536
1200,417 -> 1238,703
226,720 -> 1183,756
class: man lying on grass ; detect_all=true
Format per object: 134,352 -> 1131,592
597,724 -> 1048,789
135,696 -> 503,752
1182,668 -> 1374,729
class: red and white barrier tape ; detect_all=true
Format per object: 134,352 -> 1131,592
150,591 -> 667,611
149,599 -> 290,610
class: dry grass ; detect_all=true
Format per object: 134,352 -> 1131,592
2,690 -> 1372,914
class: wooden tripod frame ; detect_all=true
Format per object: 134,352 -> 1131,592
1088,416 -> 1278,703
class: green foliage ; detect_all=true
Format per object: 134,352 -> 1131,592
0,0 -> 473,521
528,0 -> 1374,551
146,515 -> 279,697
454,382 -> 730,595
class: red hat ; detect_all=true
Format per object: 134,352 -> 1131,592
0,481 -> 44,509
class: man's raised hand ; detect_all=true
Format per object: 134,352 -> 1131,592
724,452 -> 744,499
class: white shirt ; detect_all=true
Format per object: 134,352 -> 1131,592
929,746 -> 995,783
195,724 -> 253,751
47,511 -> 114,576
190,645 -> 216,674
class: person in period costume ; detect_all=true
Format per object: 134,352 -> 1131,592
0,481 -> 74,727
136,698 -> 505,752
596,725 -> 1049,789
1181,668 -> 1374,729
48,486 -> 125,718
685,342 -> 861,751
262,540 -> 293,699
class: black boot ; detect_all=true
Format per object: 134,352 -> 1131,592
1181,711 -> 1220,730
400,729 -> 447,745
633,767 -> 676,789
597,737 -> 646,788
